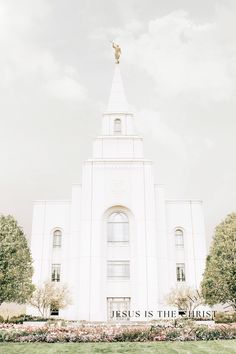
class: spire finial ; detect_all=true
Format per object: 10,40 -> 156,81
111,41 -> 121,64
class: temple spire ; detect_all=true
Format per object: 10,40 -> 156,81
106,65 -> 129,113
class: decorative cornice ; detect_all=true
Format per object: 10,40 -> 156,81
166,200 -> 203,204
84,159 -> 153,164
33,200 -> 71,205
95,135 -> 143,140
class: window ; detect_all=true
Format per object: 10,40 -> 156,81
107,261 -> 130,279
107,212 -> 129,242
114,118 -> 121,134
50,304 -> 59,316
175,229 -> 184,248
51,264 -> 61,282
53,229 -> 62,248
176,263 -> 186,282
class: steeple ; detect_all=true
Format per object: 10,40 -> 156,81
106,65 -> 129,113
100,63 -> 135,137
92,57 -> 144,159
97,43 -> 139,141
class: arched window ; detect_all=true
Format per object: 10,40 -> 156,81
175,228 -> 184,248
53,229 -> 62,248
107,212 -> 129,242
114,118 -> 121,134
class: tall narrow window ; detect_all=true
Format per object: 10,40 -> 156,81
50,304 -> 59,316
53,229 -> 62,248
51,264 -> 61,282
107,212 -> 129,242
107,261 -> 130,279
176,263 -> 186,282
175,229 -> 184,248
114,118 -> 121,134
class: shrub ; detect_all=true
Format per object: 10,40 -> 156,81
23,315 -> 48,322
165,329 -> 180,341
214,312 -> 236,324
0,321 -> 235,342
8,315 -> 25,324
232,312 -> 236,322
195,325 -> 235,340
2,314 -> 49,324
114,328 -> 150,342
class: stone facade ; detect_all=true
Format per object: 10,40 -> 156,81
28,65 -> 207,321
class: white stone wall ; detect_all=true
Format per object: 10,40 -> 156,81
75,159 -> 158,321
31,200 -> 71,285
165,200 -> 207,293
28,66 -> 207,321
29,180 -> 207,320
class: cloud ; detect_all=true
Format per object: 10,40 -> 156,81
46,75 -> 87,101
98,8 -> 236,102
204,137 -> 214,149
0,0 -> 87,102
136,109 -> 187,160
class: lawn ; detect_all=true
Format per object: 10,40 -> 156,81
0,341 -> 236,354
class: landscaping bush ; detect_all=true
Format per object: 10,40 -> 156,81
23,315 -> 49,322
7,315 -> 25,324
3,314 -> 49,324
215,312 -> 236,324
0,320 -> 235,342
165,329 -> 181,341
113,328 -> 150,342
194,326 -> 235,340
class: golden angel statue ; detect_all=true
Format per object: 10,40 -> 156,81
112,41 -> 121,64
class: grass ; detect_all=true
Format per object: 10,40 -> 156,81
0,341 -> 236,354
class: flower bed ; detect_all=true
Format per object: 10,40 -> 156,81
0,320 -> 235,342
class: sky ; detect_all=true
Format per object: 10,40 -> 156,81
0,0 -> 235,247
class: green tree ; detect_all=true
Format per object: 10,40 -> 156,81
201,213 -> 236,309
0,215 -> 34,305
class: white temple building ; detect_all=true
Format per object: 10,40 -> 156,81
29,63 -> 207,321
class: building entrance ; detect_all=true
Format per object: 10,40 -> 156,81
107,297 -> 130,321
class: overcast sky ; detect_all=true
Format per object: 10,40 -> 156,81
0,0 -> 235,246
